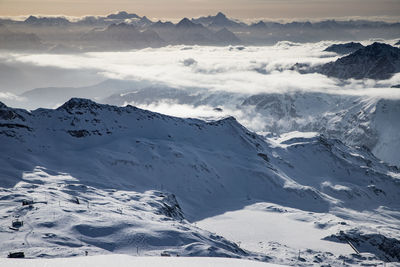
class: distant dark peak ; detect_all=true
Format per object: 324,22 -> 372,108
209,12 -> 241,28
317,41 -> 400,80
25,15 -> 38,22
0,102 -> 28,121
176,18 -> 201,28
367,42 -> 398,51
57,98 -> 103,112
107,23 -> 136,30
140,16 -> 152,23
0,101 -> 8,109
324,42 -> 364,54
396,40 -> 400,45
208,116 -> 239,127
176,18 -> 203,29
251,21 -> 267,28
351,42 -> 400,58
216,12 -> 227,18
153,20 -> 173,27
222,116 -> 237,122
106,11 -> 140,19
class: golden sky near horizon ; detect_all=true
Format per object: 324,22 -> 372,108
0,0 -> 399,20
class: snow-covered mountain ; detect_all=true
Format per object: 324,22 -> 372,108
97,85 -> 400,167
19,80 -> 400,167
149,18 -> 241,46
0,98 -> 399,265
241,92 -> 400,167
106,11 -> 140,20
24,16 -> 71,27
191,12 -> 244,28
323,42 -> 364,54
316,42 -> 400,79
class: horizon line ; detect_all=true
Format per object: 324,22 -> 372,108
1,12 -> 400,24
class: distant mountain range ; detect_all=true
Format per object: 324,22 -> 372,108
0,11 -> 399,50
80,23 -> 164,49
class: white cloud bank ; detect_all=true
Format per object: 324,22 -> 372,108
8,41 -> 400,100
128,100 -> 268,132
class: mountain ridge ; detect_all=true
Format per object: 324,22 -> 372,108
1,98 -> 399,263
316,42 -> 400,79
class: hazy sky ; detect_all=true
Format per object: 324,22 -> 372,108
1,0 -> 400,20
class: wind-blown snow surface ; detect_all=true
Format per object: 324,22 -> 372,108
1,99 -> 400,265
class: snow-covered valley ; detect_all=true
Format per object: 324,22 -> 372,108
1,98 -> 399,265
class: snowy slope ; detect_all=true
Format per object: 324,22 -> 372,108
242,93 -> 400,167
104,87 -> 400,167
0,99 -> 399,265
0,255 -> 282,267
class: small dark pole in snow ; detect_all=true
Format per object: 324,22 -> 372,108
137,246 -> 139,255
298,250 -> 300,259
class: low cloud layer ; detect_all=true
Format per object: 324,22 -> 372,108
6,40 -> 400,99
128,100 -> 269,133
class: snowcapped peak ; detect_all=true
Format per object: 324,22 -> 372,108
217,116 -> 237,123
57,98 -> 103,112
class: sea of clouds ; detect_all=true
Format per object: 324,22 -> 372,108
1,40 -> 400,124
